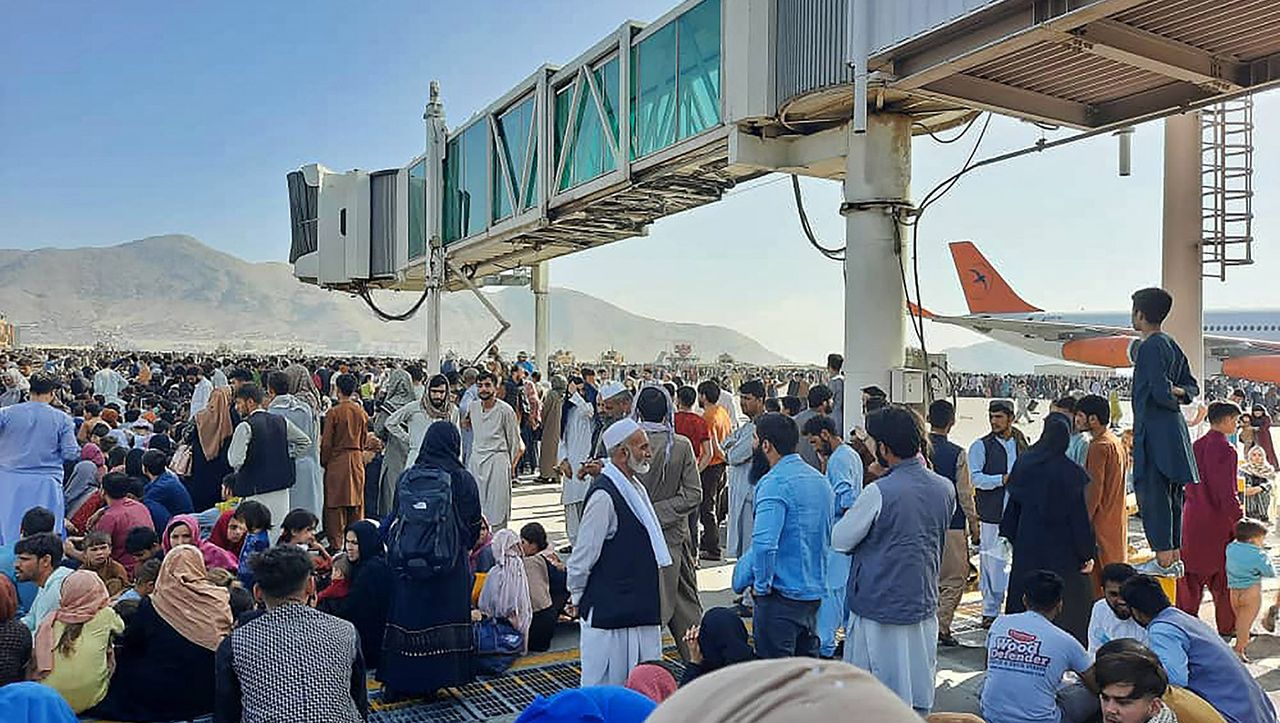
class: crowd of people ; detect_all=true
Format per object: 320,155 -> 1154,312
0,287 -> 1278,721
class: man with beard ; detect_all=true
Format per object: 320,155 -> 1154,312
575,380 -> 633,482
724,380 -> 766,562
803,413 -> 861,658
731,412 -> 832,659
968,399 -> 1029,628
461,371 -> 522,530
1089,563 -> 1148,654
632,386 -> 703,659
793,385 -> 834,470
833,406 -> 954,714
567,418 -> 671,685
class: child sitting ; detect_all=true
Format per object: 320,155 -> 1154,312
519,522 -> 568,652
80,532 -> 128,597
233,501 -> 272,590
278,509 -> 332,581
316,553 -> 352,613
1226,517 -> 1275,661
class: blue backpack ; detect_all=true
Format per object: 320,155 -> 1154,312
386,465 -> 458,578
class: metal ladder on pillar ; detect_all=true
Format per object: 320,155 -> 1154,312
1201,97 -> 1254,281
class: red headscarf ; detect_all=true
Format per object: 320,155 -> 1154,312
625,663 -> 678,704
0,575 -> 17,621
209,509 -> 245,556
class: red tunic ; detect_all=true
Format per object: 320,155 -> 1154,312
1182,430 -> 1243,575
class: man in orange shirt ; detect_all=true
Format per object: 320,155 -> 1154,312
1078,394 -> 1128,597
697,380 -> 733,561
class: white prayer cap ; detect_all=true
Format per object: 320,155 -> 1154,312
602,417 -> 643,451
599,380 -> 628,400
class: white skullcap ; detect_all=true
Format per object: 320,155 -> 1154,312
599,380 -> 628,400
602,417 -> 642,451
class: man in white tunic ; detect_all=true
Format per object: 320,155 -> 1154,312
833,406 -> 954,715
462,371 -> 522,530
567,418 -> 672,686
557,376 -> 595,546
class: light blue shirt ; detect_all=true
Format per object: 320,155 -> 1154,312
0,402 -> 80,476
736,454 -> 833,601
1148,620 -> 1192,687
1067,433 -> 1089,468
826,444 -> 862,519
968,435 -> 1017,491
1225,540 -> 1274,590
982,611 -> 1092,723
20,565 -> 73,632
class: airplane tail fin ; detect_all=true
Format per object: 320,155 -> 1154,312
948,241 -> 1042,314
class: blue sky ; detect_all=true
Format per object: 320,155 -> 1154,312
3,1 -> 1278,363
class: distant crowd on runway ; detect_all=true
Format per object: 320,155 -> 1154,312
1,289 -> 1280,722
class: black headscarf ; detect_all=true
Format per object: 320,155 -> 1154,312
698,607 -> 756,672
346,519 -> 386,565
125,447 -> 146,477
1006,415 -> 1089,516
341,519 -> 392,668
415,420 -> 463,474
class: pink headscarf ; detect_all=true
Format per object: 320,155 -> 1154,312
478,529 -> 532,651
33,570 -> 110,675
626,663 -> 678,703
162,514 -> 238,572
80,443 -> 106,479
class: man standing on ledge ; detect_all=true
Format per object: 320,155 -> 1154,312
1129,287 -> 1199,578
462,371 -> 522,531
568,418 -> 671,686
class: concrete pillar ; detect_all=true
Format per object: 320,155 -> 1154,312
532,262 -> 550,372
842,114 -> 912,432
1160,112 -> 1204,383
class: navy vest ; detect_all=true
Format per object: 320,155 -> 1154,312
974,433 -> 1018,523
929,433 -> 966,530
846,459 -> 954,625
234,412 -> 295,497
578,474 -> 661,630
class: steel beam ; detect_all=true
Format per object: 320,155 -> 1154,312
885,0 -> 1153,90
1093,80 -> 1212,126
1066,20 -> 1245,92
922,74 -> 1094,128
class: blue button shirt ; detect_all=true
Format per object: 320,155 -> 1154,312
737,454 -> 833,602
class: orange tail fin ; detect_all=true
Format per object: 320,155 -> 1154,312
948,241 -> 1041,314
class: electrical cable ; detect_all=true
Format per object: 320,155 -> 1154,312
356,282 -> 432,322
791,174 -> 845,260
912,112 -> 981,144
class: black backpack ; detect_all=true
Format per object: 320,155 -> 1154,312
386,465 -> 458,578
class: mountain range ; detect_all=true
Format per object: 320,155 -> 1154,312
0,235 -> 788,364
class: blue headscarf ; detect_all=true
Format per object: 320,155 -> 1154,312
515,686 -> 656,723
0,682 -> 79,723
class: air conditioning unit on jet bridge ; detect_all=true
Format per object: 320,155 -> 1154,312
287,162 -> 423,291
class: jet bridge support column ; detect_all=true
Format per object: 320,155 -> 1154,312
423,81 -> 447,373
842,114 -> 912,432
1161,112 -> 1205,384
532,262 -> 550,372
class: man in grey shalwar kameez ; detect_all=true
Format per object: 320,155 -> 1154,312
724,379 -> 767,559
